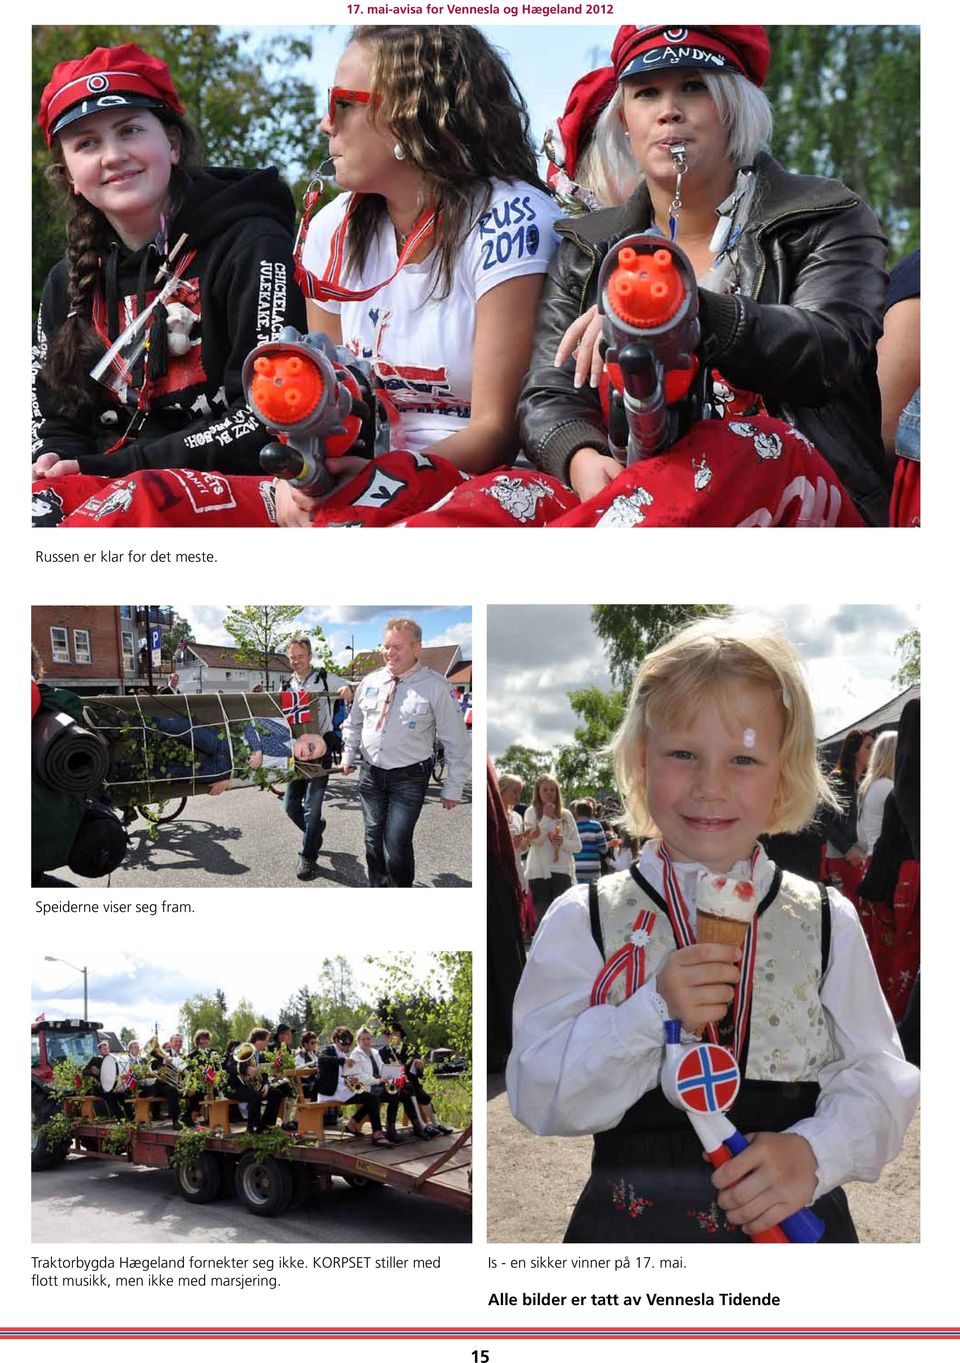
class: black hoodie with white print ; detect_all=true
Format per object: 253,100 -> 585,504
32,166 -> 307,476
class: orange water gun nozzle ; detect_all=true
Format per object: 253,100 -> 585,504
243,327 -> 374,495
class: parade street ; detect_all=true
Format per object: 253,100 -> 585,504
67,770 -> 472,889
32,1155 -> 470,1244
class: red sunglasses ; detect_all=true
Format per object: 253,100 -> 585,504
327,87 -> 380,124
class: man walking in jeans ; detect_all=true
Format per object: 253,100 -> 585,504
341,617 -> 470,887
284,636 -> 333,882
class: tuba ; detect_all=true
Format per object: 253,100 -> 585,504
232,1042 -> 265,1090
143,1036 -> 184,1091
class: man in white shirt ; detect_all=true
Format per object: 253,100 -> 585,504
284,636 -> 335,882
341,617 -> 470,887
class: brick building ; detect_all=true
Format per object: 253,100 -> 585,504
32,606 -> 127,694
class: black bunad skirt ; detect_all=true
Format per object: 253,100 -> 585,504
564,1081 -> 857,1244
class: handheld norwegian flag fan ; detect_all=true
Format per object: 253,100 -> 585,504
660,1020 -> 825,1243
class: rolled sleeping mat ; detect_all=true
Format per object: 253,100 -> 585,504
32,709 -> 110,793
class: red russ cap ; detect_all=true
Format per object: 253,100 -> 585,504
612,26 -> 770,88
547,65 -> 617,179
38,43 -> 185,146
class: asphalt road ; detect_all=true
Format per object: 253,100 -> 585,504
61,770 -> 472,890
32,1154 -> 470,1244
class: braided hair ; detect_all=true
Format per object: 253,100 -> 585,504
41,110 -> 202,419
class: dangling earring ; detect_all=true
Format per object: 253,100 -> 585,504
393,143 -> 405,161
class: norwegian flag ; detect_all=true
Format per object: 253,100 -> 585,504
124,1070 -> 138,1091
204,1066 -> 217,1086
675,1044 -> 740,1114
280,691 -> 313,725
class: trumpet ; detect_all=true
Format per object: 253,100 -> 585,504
345,1072 -> 369,1094
379,1044 -> 404,1094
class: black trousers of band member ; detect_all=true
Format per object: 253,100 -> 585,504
357,758 -> 432,887
341,1092 -> 383,1131
228,1084 -> 285,1133
386,1088 -> 423,1131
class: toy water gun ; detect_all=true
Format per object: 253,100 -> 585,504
660,1020 -> 825,1243
598,234 -> 702,464
243,327 -> 377,496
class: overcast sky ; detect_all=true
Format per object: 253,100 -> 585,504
488,604 -> 920,760
168,605 -> 471,667
33,942 -> 439,1042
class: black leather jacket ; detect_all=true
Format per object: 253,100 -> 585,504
518,152 -> 891,525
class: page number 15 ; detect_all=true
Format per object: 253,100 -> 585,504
472,1352 -> 490,1362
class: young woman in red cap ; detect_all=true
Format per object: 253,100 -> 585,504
32,42 -> 306,523
519,25 -> 891,528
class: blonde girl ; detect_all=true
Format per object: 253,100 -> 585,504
507,614 -> 918,1243
522,774 -> 581,924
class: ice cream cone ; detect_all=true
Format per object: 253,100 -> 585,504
695,909 -> 751,947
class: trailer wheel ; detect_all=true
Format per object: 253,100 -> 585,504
177,1152 -> 223,1204
235,1153 -> 293,1217
31,1124 -> 71,1172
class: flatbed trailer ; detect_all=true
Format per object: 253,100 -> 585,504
41,1116 -> 471,1219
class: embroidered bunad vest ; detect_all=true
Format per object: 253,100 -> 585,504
565,863 -> 858,1244
590,865 -> 838,1082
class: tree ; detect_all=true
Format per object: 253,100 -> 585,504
554,686 -> 627,798
893,628 -> 920,688
222,605 -> 305,687
591,605 -> 727,692
280,984 -> 320,1035
162,612 -> 193,659
226,996 -> 261,1045
180,991 -> 230,1049
366,952 -> 472,1060
308,628 -> 337,674
491,743 -> 554,796
765,26 -> 920,260
32,26 -> 323,312
120,1025 -> 136,1047
308,956 -> 368,1038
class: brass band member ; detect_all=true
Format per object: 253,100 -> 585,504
296,1031 -> 320,1100
385,1023 -> 453,1136
225,1027 -> 286,1134
376,1027 -> 435,1142
316,1026 -> 389,1145
182,1028 -> 219,1127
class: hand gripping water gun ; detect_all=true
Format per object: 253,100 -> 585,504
660,1020 -> 825,1243
243,327 -> 377,496
597,234 -> 703,465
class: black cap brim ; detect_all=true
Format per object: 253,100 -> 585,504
50,92 -> 167,140
618,50 -> 735,82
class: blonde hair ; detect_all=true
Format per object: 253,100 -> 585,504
591,70 -> 773,206
859,731 -> 897,808
497,772 -> 524,803
531,772 -> 567,820
611,614 -> 836,838
384,617 -> 422,645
